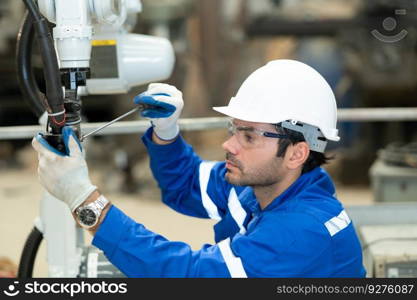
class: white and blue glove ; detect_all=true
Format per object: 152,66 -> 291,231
134,83 -> 184,141
32,126 -> 97,212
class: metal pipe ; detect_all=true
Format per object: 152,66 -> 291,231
337,108 -> 417,121
1,108 -> 417,140
0,117 -> 228,140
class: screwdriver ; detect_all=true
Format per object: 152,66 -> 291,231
80,103 -> 154,141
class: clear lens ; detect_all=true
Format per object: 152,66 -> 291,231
227,121 -> 288,149
227,122 -> 265,149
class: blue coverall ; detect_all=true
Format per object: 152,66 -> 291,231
92,128 -> 366,277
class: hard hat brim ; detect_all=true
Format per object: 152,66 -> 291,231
212,106 -> 266,123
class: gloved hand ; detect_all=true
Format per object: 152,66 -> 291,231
134,83 -> 184,140
31,126 -> 97,212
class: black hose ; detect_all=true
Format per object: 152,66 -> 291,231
18,226 -> 43,278
23,0 -> 64,134
16,11 -> 46,118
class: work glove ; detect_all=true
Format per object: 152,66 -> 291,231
32,126 -> 97,212
134,83 -> 184,140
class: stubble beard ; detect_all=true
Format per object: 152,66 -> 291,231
225,153 -> 283,187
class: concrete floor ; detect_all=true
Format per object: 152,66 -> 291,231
0,138 -> 374,277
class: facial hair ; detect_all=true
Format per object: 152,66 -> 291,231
225,152 -> 283,187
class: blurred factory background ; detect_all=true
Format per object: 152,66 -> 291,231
0,0 -> 417,278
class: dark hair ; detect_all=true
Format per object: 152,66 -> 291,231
275,124 -> 333,174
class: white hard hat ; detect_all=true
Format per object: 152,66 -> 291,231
213,59 -> 340,152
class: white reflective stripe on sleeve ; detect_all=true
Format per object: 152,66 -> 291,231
324,210 -> 351,237
228,188 -> 247,234
199,161 -> 221,220
218,238 -> 247,278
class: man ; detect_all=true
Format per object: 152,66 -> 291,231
32,59 -> 366,277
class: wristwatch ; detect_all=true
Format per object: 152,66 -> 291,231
75,195 -> 109,229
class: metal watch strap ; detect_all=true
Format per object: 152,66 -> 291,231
94,195 -> 109,211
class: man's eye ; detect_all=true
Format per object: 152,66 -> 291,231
244,133 -> 254,143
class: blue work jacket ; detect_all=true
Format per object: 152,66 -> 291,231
92,128 -> 366,277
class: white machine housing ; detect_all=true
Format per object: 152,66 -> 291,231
38,0 -> 175,94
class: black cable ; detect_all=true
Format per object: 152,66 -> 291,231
22,0 -> 65,134
18,226 -> 43,278
16,11 -> 46,118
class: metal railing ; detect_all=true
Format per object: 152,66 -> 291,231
1,108 -> 417,140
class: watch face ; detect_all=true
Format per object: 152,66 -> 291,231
79,208 -> 97,226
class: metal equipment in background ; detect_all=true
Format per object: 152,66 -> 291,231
16,0 -> 174,278
345,202 -> 417,278
245,0 -> 417,184
359,224 -> 417,277
370,142 -> 417,202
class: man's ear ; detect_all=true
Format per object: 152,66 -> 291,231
285,142 -> 310,170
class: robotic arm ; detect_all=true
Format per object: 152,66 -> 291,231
20,0 -> 174,150
17,0 -> 175,278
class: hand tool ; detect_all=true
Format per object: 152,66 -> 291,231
80,103 -> 153,141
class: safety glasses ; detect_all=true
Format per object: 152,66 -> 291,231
227,120 -> 288,149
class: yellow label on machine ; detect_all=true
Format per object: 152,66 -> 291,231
91,40 -> 117,46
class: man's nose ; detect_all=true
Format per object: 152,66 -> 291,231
222,135 -> 239,155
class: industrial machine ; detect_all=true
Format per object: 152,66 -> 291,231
17,0 -> 175,277
359,224 -> 417,277
370,142 -> 417,202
